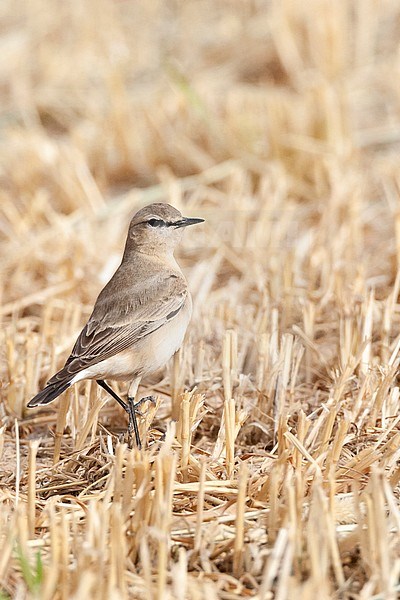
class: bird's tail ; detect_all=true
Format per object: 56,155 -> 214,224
27,376 -> 72,408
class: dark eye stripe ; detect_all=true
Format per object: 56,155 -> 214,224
148,218 -> 166,227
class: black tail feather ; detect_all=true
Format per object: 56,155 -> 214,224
27,380 -> 72,408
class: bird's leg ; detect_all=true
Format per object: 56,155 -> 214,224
96,380 -> 128,413
127,377 -> 142,449
127,396 -> 142,450
96,379 -> 143,448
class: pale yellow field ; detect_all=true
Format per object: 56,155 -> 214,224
1,1 -> 400,598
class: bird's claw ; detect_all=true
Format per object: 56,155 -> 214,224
133,395 -> 156,411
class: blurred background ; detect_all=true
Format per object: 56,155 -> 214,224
2,0 -> 400,416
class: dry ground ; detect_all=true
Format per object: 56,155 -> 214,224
1,1 -> 400,598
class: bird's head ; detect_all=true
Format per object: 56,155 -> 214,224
124,203 -> 204,256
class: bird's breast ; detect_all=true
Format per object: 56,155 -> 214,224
137,292 -> 192,376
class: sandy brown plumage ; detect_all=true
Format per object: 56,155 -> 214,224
27,203 -> 203,415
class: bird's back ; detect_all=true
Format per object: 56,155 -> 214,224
91,252 -> 187,325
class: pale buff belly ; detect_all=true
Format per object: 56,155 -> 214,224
71,294 -> 192,384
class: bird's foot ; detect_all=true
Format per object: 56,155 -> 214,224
125,395 -> 157,450
132,395 -> 156,415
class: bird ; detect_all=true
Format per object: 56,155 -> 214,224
27,202 -> 204,448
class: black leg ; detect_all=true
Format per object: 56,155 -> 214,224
96,380 -> 146,450
127,396 -> 142,450
96,380 -> 128,413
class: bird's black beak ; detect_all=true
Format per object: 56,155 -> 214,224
173,217 -> 205,228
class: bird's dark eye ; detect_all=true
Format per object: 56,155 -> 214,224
147,218 -> 166,227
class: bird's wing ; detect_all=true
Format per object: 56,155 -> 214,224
48,273 -> 188,382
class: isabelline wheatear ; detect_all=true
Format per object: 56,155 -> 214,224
28,203 -> 204,448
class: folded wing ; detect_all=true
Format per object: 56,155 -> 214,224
28,272 -> 187,406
